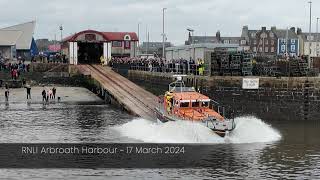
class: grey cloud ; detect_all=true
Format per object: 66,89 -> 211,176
0,0 -> 318,45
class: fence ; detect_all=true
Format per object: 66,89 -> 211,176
112,63 -> 210,76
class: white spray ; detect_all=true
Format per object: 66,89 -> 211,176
113,116 -> 281,144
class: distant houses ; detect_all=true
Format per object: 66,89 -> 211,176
180,26 -> 320,60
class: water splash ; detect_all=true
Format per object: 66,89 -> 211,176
114,116 -> 281,144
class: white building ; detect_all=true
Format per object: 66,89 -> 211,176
165,43 -> 240,62
298,33 -> 320,57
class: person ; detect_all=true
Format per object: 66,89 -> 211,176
100,55 -> 105,65
22,78 -> 26,86
42,88 -> 46,102
52,87 -> 56,99
25,85 -> 31,99
48,89 -> 53,99
5,84 -> 9,101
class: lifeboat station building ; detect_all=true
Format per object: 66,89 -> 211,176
61,30 -> 138,65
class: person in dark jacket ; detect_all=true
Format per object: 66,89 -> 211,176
42,88 -> 46,102
25,85 -> 31,99
52,87 -> 56,99
5,84 -> 9,101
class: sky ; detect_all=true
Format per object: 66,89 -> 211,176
0,0 -> 318,45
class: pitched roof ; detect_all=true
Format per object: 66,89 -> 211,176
0,21 -> 36,49
273,29 -> 298,39
300,33 -> 320,42
190,36 -> 219,43
102,32 -> 138,41
62,30 -> 138,42
0,30 -> 23,46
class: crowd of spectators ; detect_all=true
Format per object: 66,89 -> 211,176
109,57 -> 206,75
0,55 -> 30,80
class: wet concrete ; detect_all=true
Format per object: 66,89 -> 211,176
0,87 -> 103,103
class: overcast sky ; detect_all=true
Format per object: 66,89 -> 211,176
0,0 -> 318,45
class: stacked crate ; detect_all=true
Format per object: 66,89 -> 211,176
241,53 -> 253,76
230,53 -> 242,76
211,49 -> 230,76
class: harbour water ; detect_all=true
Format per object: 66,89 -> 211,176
0,87 -> 319,179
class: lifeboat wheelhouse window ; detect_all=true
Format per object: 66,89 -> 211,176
192,102 -> 200,107
180,102 -> 189,108
202,102 -> 209,107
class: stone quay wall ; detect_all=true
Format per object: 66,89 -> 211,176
128,70 -> 320,121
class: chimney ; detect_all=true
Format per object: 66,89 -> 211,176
271,26 -> 276,32
216,30 -> 221,42
297,28 -> 302,35
262,27 -> 266,31
290,27 -> 296,32
241,26 -> 249,37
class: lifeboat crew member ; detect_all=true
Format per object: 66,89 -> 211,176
165,92 -> 173,113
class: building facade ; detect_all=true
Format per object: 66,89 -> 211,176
139,42 -> 172,57
0,21 -> 38,60
241,26 -> 299,57
62,30 -> 138,64
185,31 -> 249,51
273,27 -> 299,57
298,32 -> 320,57
165,43 -> 239,61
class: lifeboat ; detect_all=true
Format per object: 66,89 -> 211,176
155,75 -> 236,137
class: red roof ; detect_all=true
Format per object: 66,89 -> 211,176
62,30 -> 138,42
102,32 -> 138,41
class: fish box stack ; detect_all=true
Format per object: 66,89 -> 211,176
241,53 -> 253,76
230,53 -> 242,76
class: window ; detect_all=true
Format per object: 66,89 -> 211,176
269,32 -> 274,38
265,47 -> 269,52
271,47 -> 275,52
254,40 -> 257,45
241,40 -> 246,45
251,32 -> 256,38
271,40 -> 274,45
281,45 -> 286,52
291,39 -> 295,44
201,102 -> 209,108
224,40 -> 230,44
253,47 -> 257,52
259,40 -> 262,45
124,41 -> 131,49
259,47 -> 262,52
85,34 -> 96,41
291,45 -> 295,52
180,102 -> 189,108
265,40 -> 268,45
192,102 -> 200,107
112,41 -> 122,47
124,34 -> 131,41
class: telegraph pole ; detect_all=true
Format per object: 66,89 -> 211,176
162,8 -> 167,59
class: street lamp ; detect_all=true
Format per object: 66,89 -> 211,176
59,25 -> 63,57
317,17 -> 319,57
308,1 -> 312,68
162,8 -> 167,59
187,28 -> 194,44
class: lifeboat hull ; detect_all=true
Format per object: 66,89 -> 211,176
155,109 -> 230,138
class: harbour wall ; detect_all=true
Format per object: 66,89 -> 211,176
127,70 -> 320,121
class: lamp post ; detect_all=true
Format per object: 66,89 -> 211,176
162,8 -> 167,59
317,17 -> 319,57
59,25 -> 63,58
308,1 -> 312,68
187,28 -> 195,44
